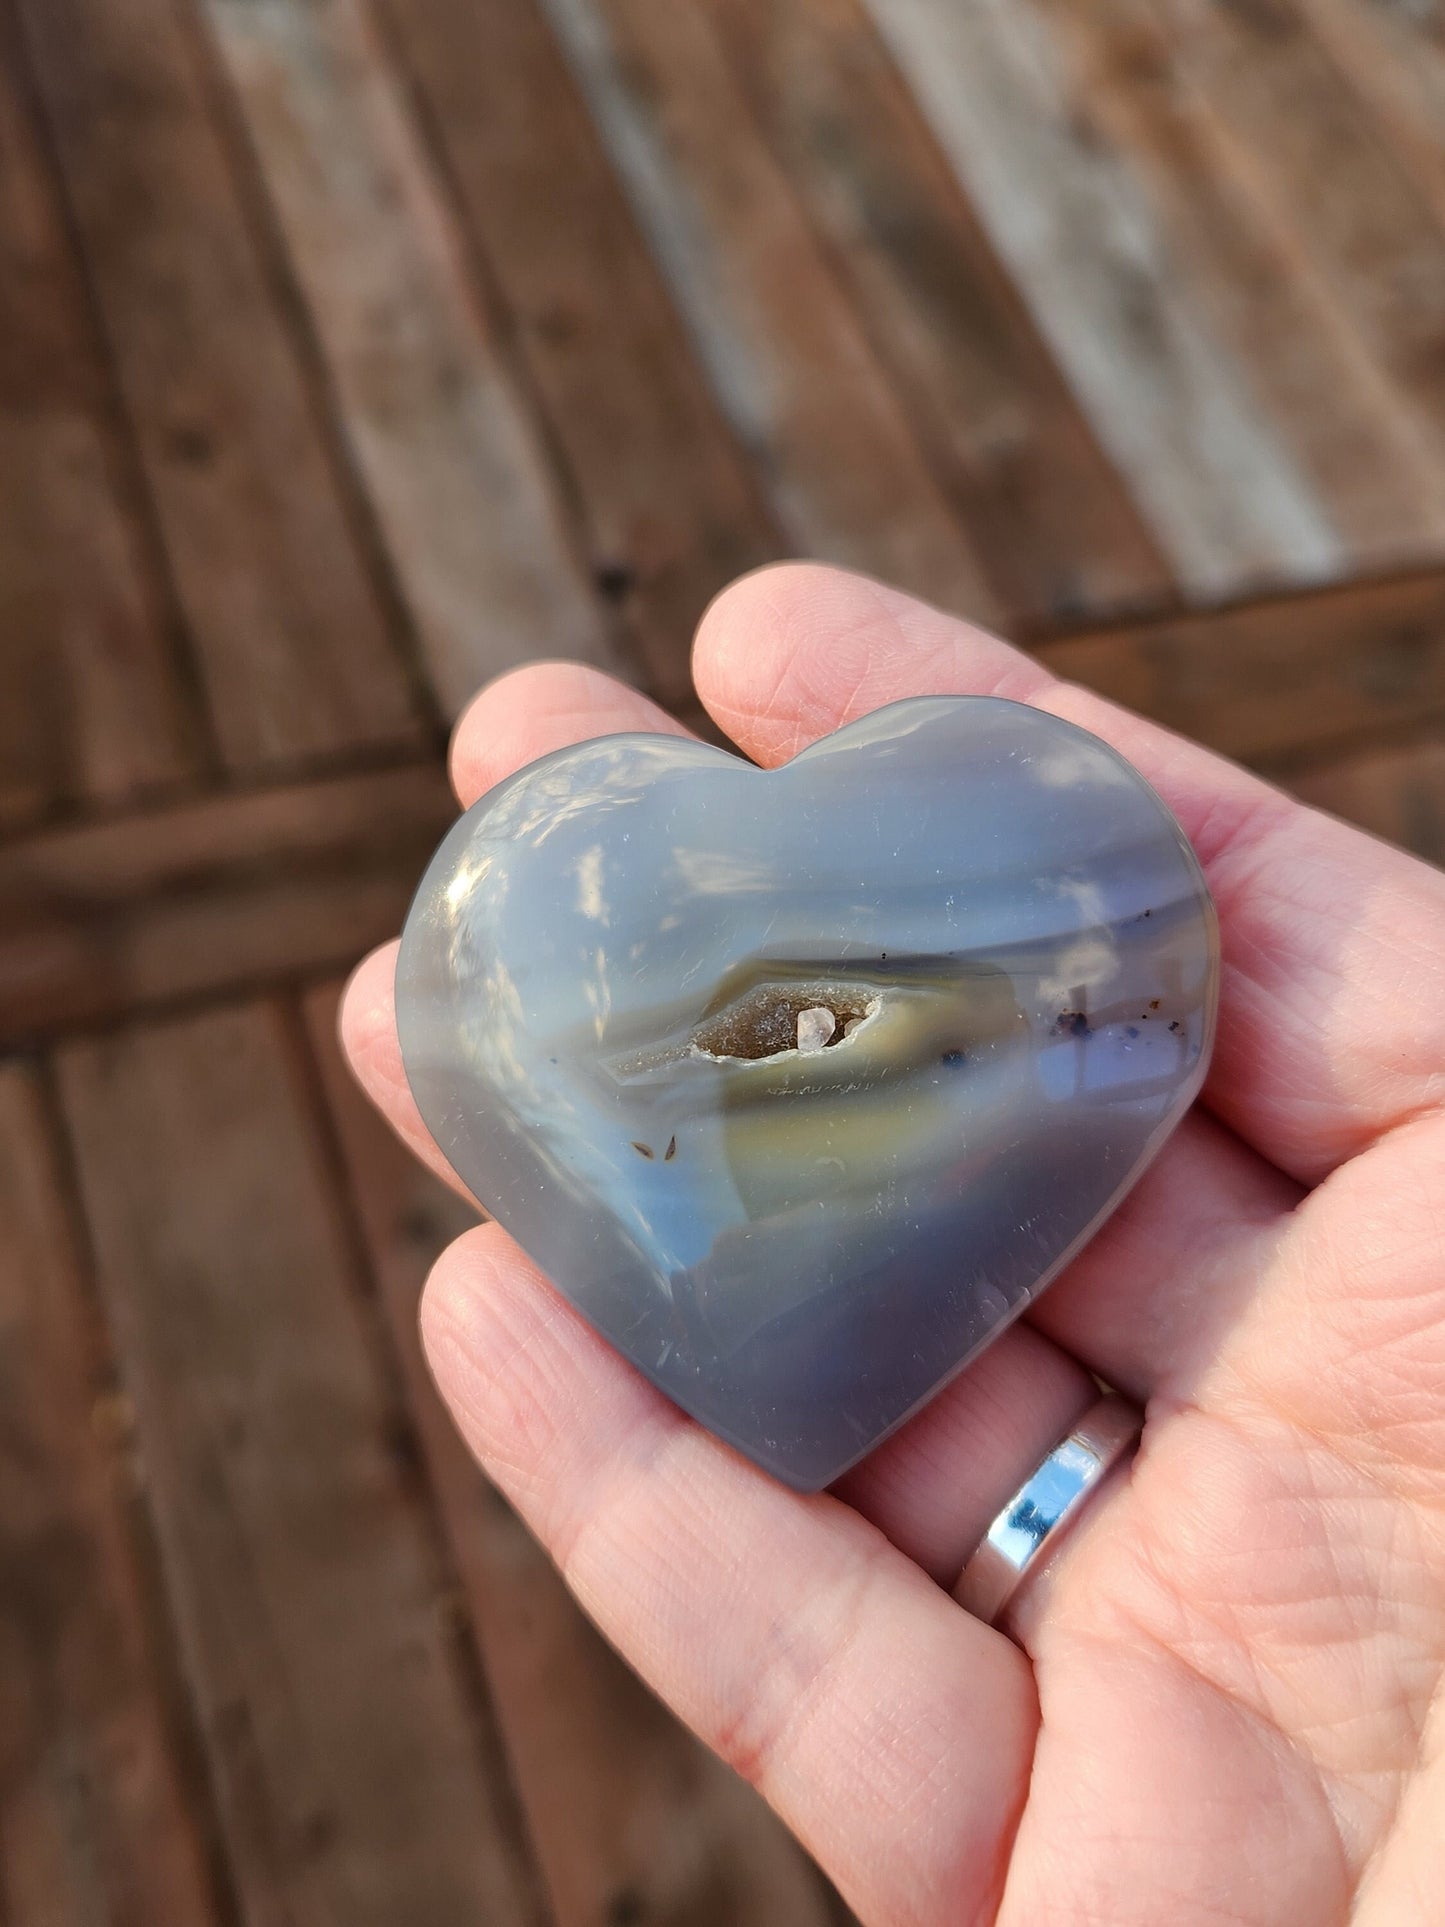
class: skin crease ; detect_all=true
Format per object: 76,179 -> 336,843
342,564 -> 1445,1927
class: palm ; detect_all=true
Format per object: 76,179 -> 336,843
1007,1121 -> 1445,1924
343,565 -> 1445,1926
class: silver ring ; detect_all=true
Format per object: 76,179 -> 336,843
953,1394 -> 1143,1627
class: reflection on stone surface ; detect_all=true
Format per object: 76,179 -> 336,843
397,697 -> 1218,1489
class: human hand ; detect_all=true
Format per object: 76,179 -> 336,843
342,564 -> 1445,1926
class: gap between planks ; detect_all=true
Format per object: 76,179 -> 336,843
0,761 -> 456,1049
54,1001 -> 554,1927
0,0 -> 211,830
534,0 -> 1003,622
699,0 -> 1173,624
193,0 -> 630,717
859,0 -> 1445,596
1033,561 -> 1445,776
370,0 -> 786,712
0,1060 -> 234,1927
11,0 -> 430,770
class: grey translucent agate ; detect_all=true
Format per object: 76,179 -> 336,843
397,697 -> 1218,1489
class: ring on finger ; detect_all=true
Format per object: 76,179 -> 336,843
953,1393 -> 1143,1630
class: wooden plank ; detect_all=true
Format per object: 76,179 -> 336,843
57,1003 -> 550,1927
0,0 -> 202,830
0,761 -> 454,1045
373,0 -> 781,713
702,0 -> 1171,623
197,0 -> 619,717
1040,567 -> 1445,772
859,0 -> 1343,599
1292,737 -> 1445,869
1025,0 -> 1445,570
14,0 -> 424,772
1293,0 -> 1445,235
0,1062 -> 223,1927
534,0 -> 1000,624
1139,0 -> 1445,491
302,981 -> 842,1927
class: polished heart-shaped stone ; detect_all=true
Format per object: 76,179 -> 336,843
397,697 -> 1218,1489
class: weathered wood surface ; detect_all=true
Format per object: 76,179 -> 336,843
0,763 -> 455,1047
1030,0 -> 1445,568
0,1063 -> 222,1926
4,0 -> 1445,1920
58,1004 -> 552,1927
859,0 -> 1344,597
0,0 -> 202,830
199,0 -> 621,715
1146,0 -> 1445,488
703,0 -> 1172,623
539,0 -> 1001,624
1294,0 -> 1445,235
1039,568 -> 1445,774
13,0 -> 424,772
1294,737 -> 1445,869
368,0 -> 783,712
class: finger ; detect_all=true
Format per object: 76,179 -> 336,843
449,660 -> 690,808
340,942 -> 470,1200
422,1219 -> 1036,1924
692,563 -> 1445,1185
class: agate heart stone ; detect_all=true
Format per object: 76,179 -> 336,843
397,697 -> 1218,1489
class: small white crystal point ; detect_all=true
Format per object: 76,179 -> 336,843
796,1006 -> 836,1053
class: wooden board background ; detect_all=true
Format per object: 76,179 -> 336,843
4,0 -> 1445,1919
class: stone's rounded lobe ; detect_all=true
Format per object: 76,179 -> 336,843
396,697 -> 1219,1490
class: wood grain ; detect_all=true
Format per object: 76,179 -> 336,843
703,0 -> 1171,623
860,0 -> 1343,598
1029,0 -> 1445,569
301,982 -> 843,1927
1150,0 -> 1445,485
0,0 -> 202,830
1293,734 -> 1445,866
537,0 -> 1000,624
1293,0 -> 1445,234
364,0 -> 782,713
14,0 -> 423,772
1041,567 -> 1445,771
0,1063 -> 223,1927
0,762 -> 454,1045
199,0 -> 619,716
57,1003 -> 551,1927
